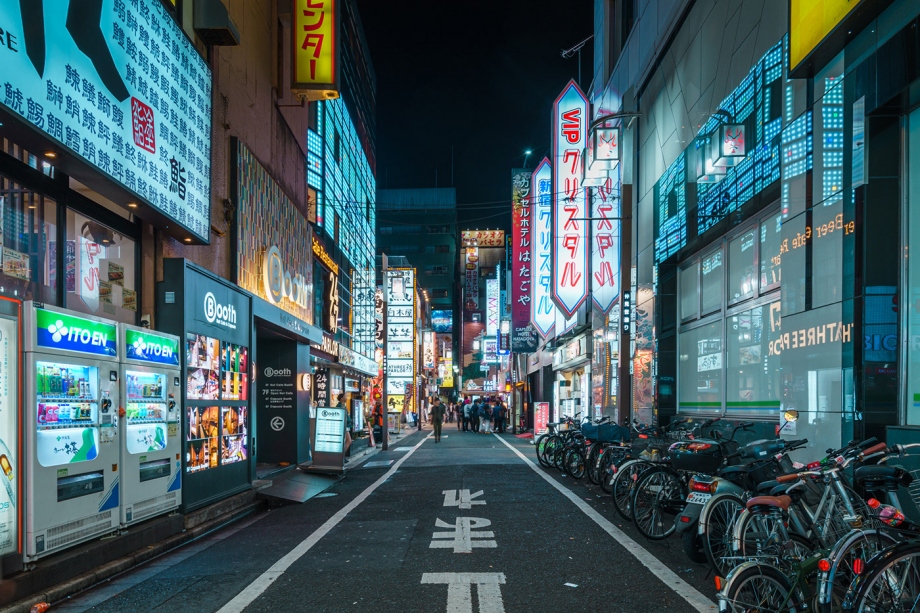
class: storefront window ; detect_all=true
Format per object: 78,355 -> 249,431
728,231 -> 756,303
678,320 -> 722,414
906,107 -> 920,426
65,210 -> 136,324
726,302 -> 781,417
0,173 -> 58,303
760,215 -> 782,291
680,262 -> 699,320
701,250 -> 723,314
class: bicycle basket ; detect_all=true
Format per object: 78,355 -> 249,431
597,424 -> 630,443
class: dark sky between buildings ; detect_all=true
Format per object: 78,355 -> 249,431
356,0 -> 594,232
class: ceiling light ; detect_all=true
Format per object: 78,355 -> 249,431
127,202 -> 138,208
44,152 -> 57,158
184,237 -> 192,243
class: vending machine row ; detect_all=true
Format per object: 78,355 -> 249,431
24,303 -> 181,560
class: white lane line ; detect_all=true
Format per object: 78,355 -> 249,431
217,435 -> 429,613
493,434 -> 716,612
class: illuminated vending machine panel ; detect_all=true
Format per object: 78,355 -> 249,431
120,326 -> 181,526
24,303 -> 120,559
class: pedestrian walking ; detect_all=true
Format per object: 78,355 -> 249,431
462,401 -> 471,431
430,398 -> 447,443
479,400 -> 492,433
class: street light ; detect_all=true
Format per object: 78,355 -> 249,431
523,149 -> 533,169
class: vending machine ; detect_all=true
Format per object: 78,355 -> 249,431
119,325 -> 182,526
23,303 -> 121,559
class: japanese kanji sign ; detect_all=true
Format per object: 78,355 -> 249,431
464,247 -> 479,312
511,169 -> 538,352
292,0 -> 340,100
461,230 -> 505,247
530,158 -> 556,338
552,80 -> 589,318
0,0 -> 213,242
385,269 -> 415,412
591,176 -> 620,314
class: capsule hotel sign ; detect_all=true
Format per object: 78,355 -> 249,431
292,0 -> 340,100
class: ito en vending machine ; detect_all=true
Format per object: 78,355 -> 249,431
24,303 -> 120,559
119,325 -> 182,525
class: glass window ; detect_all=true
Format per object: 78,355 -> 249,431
701,249 -> 723,314
726,302 -> 781,417
65,210 -> 136,323
907,107 -> 920,426
728,231 -> 757,302
313,260 -> 326,332
0,174 -> 58,303
678,321 -> 723,414
760,215 -> 782,291
680,263 -> 699,320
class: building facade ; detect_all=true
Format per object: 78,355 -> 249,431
0,0 -> 377,579
588,0 -> 920,465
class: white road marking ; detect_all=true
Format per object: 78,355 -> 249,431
430,517 -> 497,553
493,434 -> 716,612
216,435 -> 429,613
442,489 -> 486,509
422,572 -> 506,613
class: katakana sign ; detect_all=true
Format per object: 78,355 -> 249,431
511,168 -> 537,352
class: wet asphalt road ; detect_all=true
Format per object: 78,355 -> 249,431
51,426 -> 720,613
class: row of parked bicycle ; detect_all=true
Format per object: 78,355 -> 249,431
534,411 -> 920,612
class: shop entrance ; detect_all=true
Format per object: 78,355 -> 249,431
254,324 -> 312,479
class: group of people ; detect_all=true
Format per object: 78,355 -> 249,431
450,396 -> 508,434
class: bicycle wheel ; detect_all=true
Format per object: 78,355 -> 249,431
720,562 -> 806,613
543,436 -> 562,468
848,543 -> 920,613
735,509 -> 813,562
585,443 -> 603,485
564,449 -> 586,479
597,448 -> 625,495
816,529 -> 898,613
631,466 -> 686,540
612,459 -> 647,521
535,434 -> 552,468
701,493 -> 745,577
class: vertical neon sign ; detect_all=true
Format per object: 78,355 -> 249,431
552,81 -> 589,318
530,159 -> 555,338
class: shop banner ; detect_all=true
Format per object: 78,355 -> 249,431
535,402 -> 550,435
464,248 -> 479,311
385,269 -> 415,412
314,368 -> 330,407
591,176 -> 620,314
125,329 -> 180,367
461,230 -> 505,247
551,80 -> 589,318
0,1 -> 212,241
511,168 -> 538,352
486,279 -> 499,336
0,314 -> 18,557
531,159 -> 556,338
36,308 -> 117,357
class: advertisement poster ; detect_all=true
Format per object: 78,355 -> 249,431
36,427 -> 99,466
0,315 -> 18,556
221,406 -> 247,464
186,334 -> 220,400
126,423 -> 167,454
535,402 -> 550,435
186,406 -> 219,473
0,0 -> 212,241
2,248 -> 30,281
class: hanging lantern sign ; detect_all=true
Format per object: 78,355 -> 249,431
591,126 -> 620,170
581,146 -> 607,187
712,124 -> 746,167
694,138 -> 727,184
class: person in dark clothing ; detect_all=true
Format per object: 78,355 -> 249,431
492,401 -> 503,434
498,402 -> 508,433
462,402 -> 471,431
470,400 -> 480,433
430,398 -> 447,442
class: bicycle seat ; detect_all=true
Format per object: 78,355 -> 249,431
745,495 -> 792,511
756,480 -> 779,493
855,465 -> 914,490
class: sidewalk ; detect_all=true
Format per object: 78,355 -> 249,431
0,425 -> 429,613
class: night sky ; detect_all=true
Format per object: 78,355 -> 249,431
356,0 -> 594,232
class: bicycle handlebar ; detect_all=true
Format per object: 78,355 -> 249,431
776,473 -> 801,483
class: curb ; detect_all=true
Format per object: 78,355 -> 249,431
0,501 -> 265,613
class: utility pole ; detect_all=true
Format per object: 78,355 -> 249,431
381,255 -> 389,451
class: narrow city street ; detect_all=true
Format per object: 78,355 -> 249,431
49,428 -> 715,613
